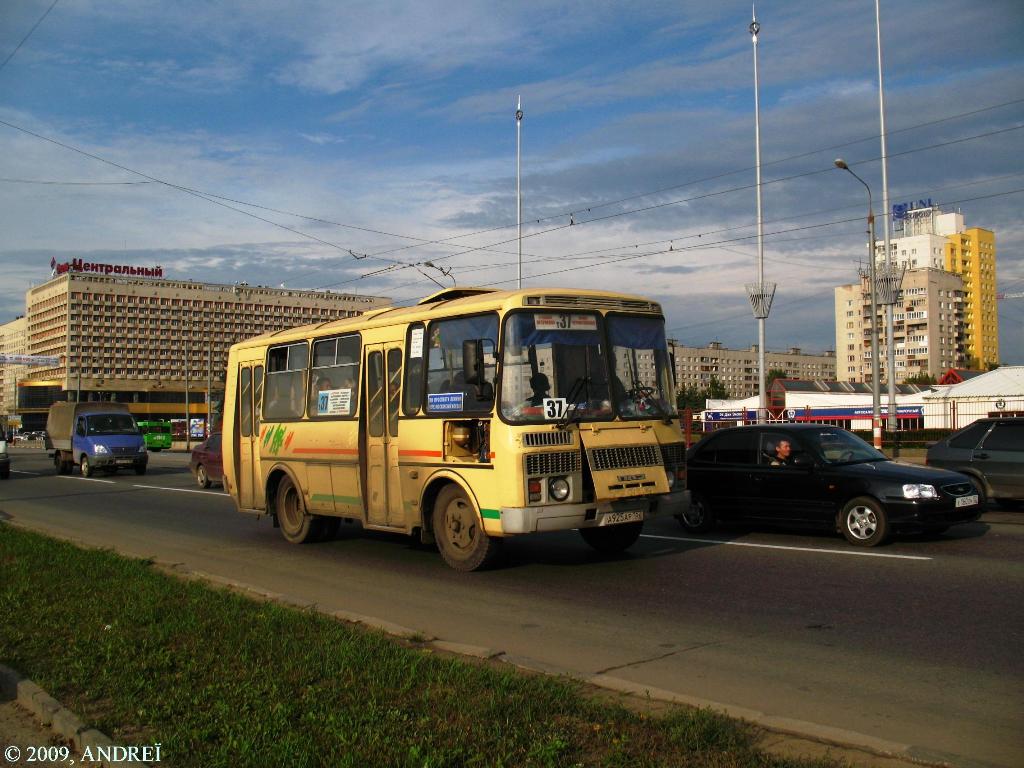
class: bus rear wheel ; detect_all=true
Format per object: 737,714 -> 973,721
432,485 -> 502,572
276,475 -> 321,544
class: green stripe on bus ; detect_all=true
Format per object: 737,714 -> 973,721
310,494 -> 362,505
480,508 -> 501,520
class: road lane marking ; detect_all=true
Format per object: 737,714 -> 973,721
132,484 -> 227,496
640,534 -> 932,561
56,475 -> 115,484
11,470 -> 41,475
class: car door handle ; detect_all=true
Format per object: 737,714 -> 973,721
975,452 -> 989,460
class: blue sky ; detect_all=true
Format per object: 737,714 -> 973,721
2,0 -> 1023,371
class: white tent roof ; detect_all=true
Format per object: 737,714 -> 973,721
922,366 -> 1024,399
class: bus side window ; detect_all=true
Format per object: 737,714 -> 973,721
264,342 -> 308,420
308,335 -> 360,418
403,323 -> 425,414
424,314 -> 498,414
239,367 -> 252,437
253,365 -> 264,434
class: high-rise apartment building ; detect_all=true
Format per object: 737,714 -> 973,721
835,268 -> 964,383
9,261 -> 390,431
0,316 -> 28,431
882,205 -> 998,367
669,341 -> 836,399
945,227 -> 998,367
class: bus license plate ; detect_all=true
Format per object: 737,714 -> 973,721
601,509 -> 644,526
956,494 -> 978,508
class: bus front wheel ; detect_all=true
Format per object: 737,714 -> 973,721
276,475 -> 320,544
580,521 -> 643,556
432,485 -> 502,572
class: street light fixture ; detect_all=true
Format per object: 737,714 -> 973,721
835,158 -> 883,450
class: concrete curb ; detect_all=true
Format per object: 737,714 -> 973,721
0,664 -> 148,768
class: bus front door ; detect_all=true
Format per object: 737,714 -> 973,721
365,344 -> 404,527
236,364 -> 265,510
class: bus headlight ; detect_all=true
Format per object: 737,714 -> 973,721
666,470 -> 676,489
548,477 -> 570,502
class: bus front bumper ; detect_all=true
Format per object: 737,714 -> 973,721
499,490 -> 686,535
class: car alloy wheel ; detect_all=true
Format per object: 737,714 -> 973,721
840,496 -> 889,547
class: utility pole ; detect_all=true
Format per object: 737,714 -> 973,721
184,325 -> 190,451
745,6 -> 775,423
516,95 -> 523,289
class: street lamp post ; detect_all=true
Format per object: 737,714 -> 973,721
835,159 -> 883,450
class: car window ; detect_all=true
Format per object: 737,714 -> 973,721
981,422 -> 1023,451
759,433 -> 808,466
948,421 -> 991,449
703,430 -> 758,465
813,429 -> 885,464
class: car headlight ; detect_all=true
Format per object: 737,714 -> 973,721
902,483 -> 937,499
138,445 -> 148,454
93,444 -> 109,455
548,477 -> 570,502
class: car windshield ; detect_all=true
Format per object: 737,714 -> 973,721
606,315 -> 676,419
86,414 -> 139,436
500,311 -> 613,423
811,428 -> 887,464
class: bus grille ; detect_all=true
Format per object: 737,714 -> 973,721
589,446 -> 662,470
529,295 -> 661,313
523,431 -> 574,447
525,451 -> 581,477
660,443 -> 686,467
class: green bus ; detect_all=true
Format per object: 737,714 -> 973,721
137,420 -> 173,451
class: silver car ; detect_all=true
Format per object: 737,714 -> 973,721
926,417 -> 1024,509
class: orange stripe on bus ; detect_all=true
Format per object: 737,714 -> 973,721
399,449 -> 443,457
293,447 -> 360,455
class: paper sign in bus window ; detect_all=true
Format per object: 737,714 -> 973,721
317,388 -> 352,416
409,327 -> 424,359
428,392 -> 464,412
534,313 -> 598,331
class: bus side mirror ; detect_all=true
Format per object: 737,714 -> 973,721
462,340 -> 484,386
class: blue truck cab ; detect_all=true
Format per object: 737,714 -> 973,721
46,402 -> 148,477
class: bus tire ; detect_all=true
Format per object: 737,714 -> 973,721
276,475 -> 320,544
580,521 -> 643,555
432,485 -> 502,572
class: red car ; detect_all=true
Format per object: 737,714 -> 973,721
190,433 -> 223,488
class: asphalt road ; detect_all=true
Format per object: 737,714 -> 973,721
1,446 -> 1022,768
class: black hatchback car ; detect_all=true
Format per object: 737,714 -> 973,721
926,417 -> 1024,508
682,424 -> 982,546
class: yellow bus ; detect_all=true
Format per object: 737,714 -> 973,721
222,287 -> 686,571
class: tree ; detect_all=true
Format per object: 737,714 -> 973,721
766,368 -> 788,388
903,372 -> 936,386
707,375 -> 729,400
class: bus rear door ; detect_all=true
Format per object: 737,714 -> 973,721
236,363 -> 265,510
364,344 -> 404,527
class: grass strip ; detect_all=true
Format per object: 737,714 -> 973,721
0,525 -> 840,768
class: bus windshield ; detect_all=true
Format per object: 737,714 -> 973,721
606,315 -> 677,418
500,311 -> 613,423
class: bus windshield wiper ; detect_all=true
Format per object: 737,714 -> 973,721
625,352 -> 671,422
557,376 -> 590,429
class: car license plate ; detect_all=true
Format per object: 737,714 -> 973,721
956,494 -> 979,508
600,509 -> 644,526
